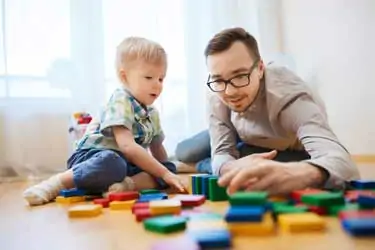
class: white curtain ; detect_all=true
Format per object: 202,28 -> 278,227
0,0 -> 280,180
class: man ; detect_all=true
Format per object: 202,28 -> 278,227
202,27 -> 359,195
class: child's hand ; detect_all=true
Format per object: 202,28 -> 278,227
162,172 -> 187,193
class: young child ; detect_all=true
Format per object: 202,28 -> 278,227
23,37 -> 187,206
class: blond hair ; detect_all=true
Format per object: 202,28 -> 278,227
116,37 -> 167,75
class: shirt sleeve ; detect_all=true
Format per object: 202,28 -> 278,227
150,108 -> 165,145
207,92 -> 239,175
279,94 -> 360,188
100,92 -> 135,137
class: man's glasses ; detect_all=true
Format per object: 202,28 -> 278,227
206,60 -> 259,92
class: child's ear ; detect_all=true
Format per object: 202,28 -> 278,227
119,69 -> 127,82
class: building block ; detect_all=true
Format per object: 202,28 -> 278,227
110,200 -> 136,210
151,236 -> 200,250
108,191 -> 139,202
188,175 -> 193,194
342,218 -> 375,236
327,203 -> 359,216
201,175 -> 213,198
172,194 -> 206,207
269,195 -> 289,202
308,206 -> 327,216
229,191 -> 268,206
193,175 -> 203,195
290,189 -> 326,202
301,192 -> 345,207
349,180 -> 375,190
185,212 -> 223,221
339,210 -> 375,221
225,206 -> 265,222
227,213 -> 275,236
132,202 -> 149,213
68,204 -> 102,218
208,177 -> 228,201
138,193 -> 168,203
150,200 -> 182,215
140,189 -> 160,195
59,188 -> 86,197
144,216 -> 188,234
357,194 -> 375,208
84,194 -> 104,201
134,208 -> 154,222
56,196 -> 85,204
187,229 -> 232,248
93,198 -> 110,208
345,190 -> 375,202
273,204 -> 309,215
278,212 -> 326,232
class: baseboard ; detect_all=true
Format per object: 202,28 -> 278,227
352,155 -> 375,164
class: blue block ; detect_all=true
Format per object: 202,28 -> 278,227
357,195 -> 375,208
342,218 -> 375,236
59,188 -> 86,197
192,176 -> 197,194
188,229 -> 232,248
138,193 -> 168,202
350,180 -> 375,190
201,175 -> 212,199
225,206 -> 265,222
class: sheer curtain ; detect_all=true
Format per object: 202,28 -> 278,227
0,0 -> 275,180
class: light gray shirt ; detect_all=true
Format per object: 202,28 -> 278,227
207,65 -> 360,188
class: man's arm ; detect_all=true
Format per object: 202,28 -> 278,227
279,94 -> 360,188
207,93 -> 239,175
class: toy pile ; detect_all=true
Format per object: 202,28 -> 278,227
56,175 -> 375,249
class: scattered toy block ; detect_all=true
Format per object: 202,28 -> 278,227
339,210 -> 375,220
308,206 -> 327,216
134,208 -> 154,222
93,198 -> 110,208
185,212 -> 223,221
188,175 -> 194,194
110,200 -> 136,210
56,196 -> 85,204
140,189 -> 160,195
301,192 -> 345,207
350,180 -> 375,190
327,203 -> 359,216
201,175 -> 213,198
172,194 -> 206,207
227,213 -> 275,236
150,200 -> 182,215
342,218 -> 375,236
68,204 -> 102,218
187,229 -> 232,248
208,177 -> 228,201
357,194 -> 375,208
192,175 -> 206,195
273,204 -> 309,215
225,206 -> 265,222
108,191 -> 139,202
278,212 -> 326,232
151,236 -> 200,250
144,216 -> 188,234
229,191 -> 268,206
291,189 -> 325,202
59,188 -> 86,197
132,202 -> 149,213
138,193 -> 168,203
84,194 -> 104,201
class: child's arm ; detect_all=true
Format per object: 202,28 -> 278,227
113,126 -> 185,191
149,142 -> 168,162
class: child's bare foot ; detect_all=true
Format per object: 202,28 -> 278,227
104,177 -> 135,197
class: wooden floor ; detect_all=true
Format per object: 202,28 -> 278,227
1,165 -> 375,250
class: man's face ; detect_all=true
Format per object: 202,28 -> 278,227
206,41 -> 264,112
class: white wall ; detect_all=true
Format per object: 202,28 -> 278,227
281,0 -> 375,155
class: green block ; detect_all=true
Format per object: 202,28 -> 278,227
273,204 -> 309,215
229,191 -> 268,206
140,189 -> 160,195
194,175 -> 208,195
270,201 -> 291,209
143,216 -> 187,234
208,177 -> 228,201
301,192 -> 345,207
328,203 -> 359,216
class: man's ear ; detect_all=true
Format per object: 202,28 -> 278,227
258,59 -> 265,79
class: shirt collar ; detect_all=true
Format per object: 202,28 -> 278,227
122,87 -> 150,119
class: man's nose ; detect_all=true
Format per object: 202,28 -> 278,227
224,83 -> 238,96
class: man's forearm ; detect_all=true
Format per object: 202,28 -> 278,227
286,161 -> 329,188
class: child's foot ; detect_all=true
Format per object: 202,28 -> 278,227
23,174 -> 65,206
106,177 -> 135,195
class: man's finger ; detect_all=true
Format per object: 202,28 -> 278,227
245,173 -> 275,192
227,166 -> 270,194
218,167 -> 241,187
253,150 -> 277,160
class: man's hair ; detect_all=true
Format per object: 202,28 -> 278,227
204,27 -> 260,60
116,37 -> 167,73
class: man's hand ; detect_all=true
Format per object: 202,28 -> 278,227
162,172 -> 188,193
218,159 -> 327,195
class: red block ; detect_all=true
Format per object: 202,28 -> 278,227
308,206 -> 327,215
291,189 -> 325,202
345,190 -> 375,202
108,191 -> 139,202
172,194 -> 206,207
134,208 -> 153,222
93,198 -> 110,208
132,202 -> 150,213
338,210 -> 375,220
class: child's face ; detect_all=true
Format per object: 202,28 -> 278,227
121,61 -> 166,106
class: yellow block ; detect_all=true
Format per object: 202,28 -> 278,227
110,200 -> 136,210
68,204 -> 102,218
188,175 -> 193,194
227,213 -> 275,236
56,196 -> 85,204
150,200 -> 182,215
268,196 -> 288,202
278,212 -> 326,232
188,220 -> 228,231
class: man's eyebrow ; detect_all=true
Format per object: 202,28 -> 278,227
210,67 -> 250,80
